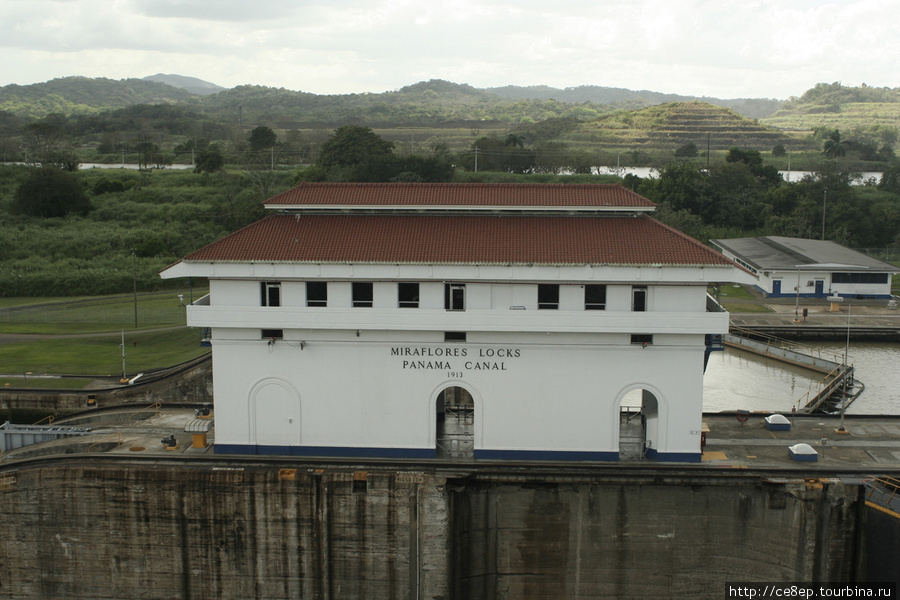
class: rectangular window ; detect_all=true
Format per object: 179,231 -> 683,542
445,284 -> 466,311
306,282 -> 327,307
631,334 -> 653,345
352,282 -> 374,307
261,282 -> 281,307
398,282 -> 419,308
632,286 -> 647,312
445,331 -> 467,342
833,272 -> 888,284
538,284 -> 559,310
261,329 -> 283,339
585,285 -> 607,310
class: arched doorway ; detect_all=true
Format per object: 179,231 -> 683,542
617,387 -> 659,460
435,385 -> 474,459
249,378 -> 301,451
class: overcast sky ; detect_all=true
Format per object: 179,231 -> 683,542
1,0 -> 897,100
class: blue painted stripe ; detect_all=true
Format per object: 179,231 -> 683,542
214,444 -> 435,459
654,452 -> 702,463
475,449 -> 619,461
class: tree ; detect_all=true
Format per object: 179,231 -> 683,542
12,168 -> 91,218
318,125 -> 394,169
248,126 -> 278,152
22,116 -> 77,169
194,143 -> 225,174
823,129 -> 851,160
674,142 -> 698,157
878,164 -> 900,194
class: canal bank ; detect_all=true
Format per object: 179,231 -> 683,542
726,297 -> 900,341
0,408 -> 898,598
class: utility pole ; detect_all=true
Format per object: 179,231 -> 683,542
822,188 -> 827,240
474,146 -> 478,172
132,249 -> 138,328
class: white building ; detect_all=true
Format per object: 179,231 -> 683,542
711,236 -> 896,300
161,183 -> 754,462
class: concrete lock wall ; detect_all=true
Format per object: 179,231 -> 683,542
0,462 -> 863,599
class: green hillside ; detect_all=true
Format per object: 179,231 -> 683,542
564,102 -> 807,152
759,82 -> 900,140
0,76 -> 196,118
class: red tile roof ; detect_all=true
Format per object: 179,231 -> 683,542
181,214 -> 734,267
264,182 -> 656,209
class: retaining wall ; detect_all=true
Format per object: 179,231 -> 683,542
0,460 -> 866,599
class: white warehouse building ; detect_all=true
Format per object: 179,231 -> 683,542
161,183 -> 754,462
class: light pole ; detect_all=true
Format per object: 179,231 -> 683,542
821,188 -> 827,240
132,249 -> 138,328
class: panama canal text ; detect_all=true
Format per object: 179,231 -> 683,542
390,346 -> 521,371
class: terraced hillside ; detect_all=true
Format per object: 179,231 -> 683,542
760,102 -> 900,135
566,102 -> 807,151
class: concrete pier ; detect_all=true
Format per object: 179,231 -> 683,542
0,408 -> 897,598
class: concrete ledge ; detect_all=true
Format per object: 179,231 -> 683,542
214,443 -> 436,459
475,449 -> 619,461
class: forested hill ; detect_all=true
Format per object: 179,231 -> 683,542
0,77 -> 197,118
486,84 -> 784,119
0,76 -> 785,124
2,76 -> 897,137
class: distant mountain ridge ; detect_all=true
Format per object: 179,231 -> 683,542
142,73 -> 226,96
0,75 -> 786,121
485,84 -> 784,119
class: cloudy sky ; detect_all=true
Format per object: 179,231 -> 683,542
1,0 -> 897,99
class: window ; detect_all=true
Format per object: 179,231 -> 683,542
832,272 -> 889,284
306,282 -> 327,307
632,286 -> 647,312
538,284 -> 559,310
261,329 -> 283,339
445,331 -> 467,342
352,282 -> 373,307
445,284 -> 465,311
261,282 -> 281,307
398,282 -> 419,308
631,334 -> 653,345
585,285 -> 607,310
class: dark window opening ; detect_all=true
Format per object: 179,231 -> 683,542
306,282 -> 327,307
445,284 -> 466,311
585,285 -> 607,310
353,282 -> 374,307
445,331 -> 467,342
261,282 -> 281,307
538,284 -> 559,310
631,334 -> 653,345
632,286 -> 647,312
399,282 -> 419,308
262,329 -> 284,339
833,272 -> 889,284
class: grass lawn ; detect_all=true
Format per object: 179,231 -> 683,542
0,327 -> 209,377
0,376 -> 95,390
711,284 -> 774,313
0,291 -> 209,380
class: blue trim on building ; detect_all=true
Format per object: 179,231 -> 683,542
474,449 -> 619,461
214,444 -> 436,459
214,444 -> 699,462
763,289 -> 892,301
655,451 -> 702,463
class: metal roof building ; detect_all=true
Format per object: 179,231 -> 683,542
711,236 -> 896,299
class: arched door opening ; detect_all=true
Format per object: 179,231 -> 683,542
436,386 -> 474,459
618,388 -> 659,460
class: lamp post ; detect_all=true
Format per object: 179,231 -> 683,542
132,249 -> 138,328
821,188 -> 827,240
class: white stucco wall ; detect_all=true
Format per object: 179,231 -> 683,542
205,329 -> 707,459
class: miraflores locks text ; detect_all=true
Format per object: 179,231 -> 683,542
391,346 -> 521,372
